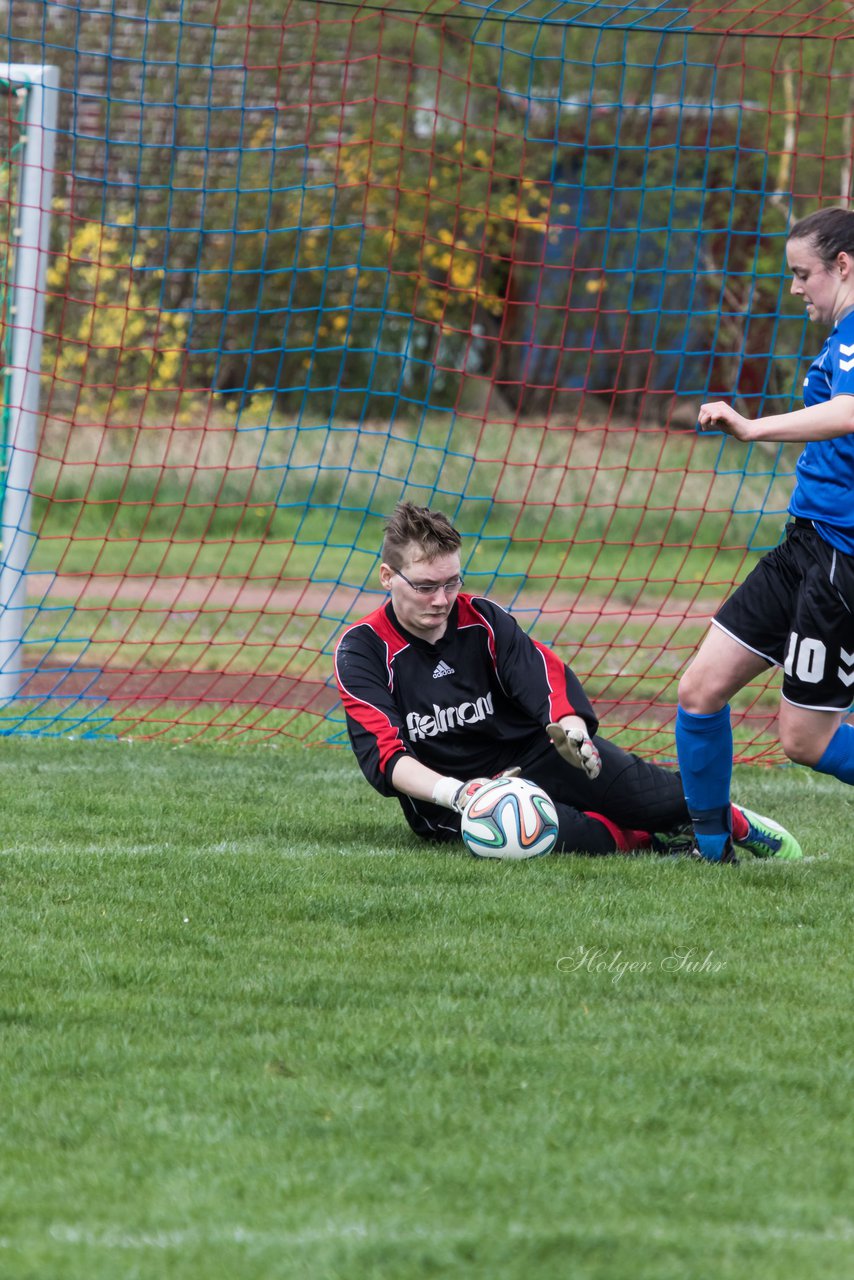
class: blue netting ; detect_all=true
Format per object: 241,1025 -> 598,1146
0,0 -> 832,755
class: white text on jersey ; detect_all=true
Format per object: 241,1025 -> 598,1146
406,693 -> 494,740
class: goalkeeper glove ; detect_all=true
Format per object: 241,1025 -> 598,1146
547,722 -> 602,780
432,767 -> 522,813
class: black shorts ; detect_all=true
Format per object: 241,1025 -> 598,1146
714,519 -> 854,711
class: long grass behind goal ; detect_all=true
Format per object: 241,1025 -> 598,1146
1,0 -> 848,754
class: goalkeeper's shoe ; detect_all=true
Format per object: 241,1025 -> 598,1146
733,809 -> 804,860
649,823 -> 696,858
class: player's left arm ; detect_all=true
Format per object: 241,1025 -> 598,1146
490,607 -> 596,729
698,394 -> 854,443
475,599 -> 602,777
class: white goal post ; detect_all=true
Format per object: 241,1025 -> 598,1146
0,64 -> 58,704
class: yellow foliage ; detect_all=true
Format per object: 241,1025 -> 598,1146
48,214 -> 187,401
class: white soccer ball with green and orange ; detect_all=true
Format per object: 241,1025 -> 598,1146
461,776 -> 559,859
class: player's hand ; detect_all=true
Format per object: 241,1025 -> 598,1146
697,401 -> 753,441
547,722 -> 602,780
451,777 -> 493,813
433,768 -> 523,812
431,775 -> 494,812
453,767 -> 522,812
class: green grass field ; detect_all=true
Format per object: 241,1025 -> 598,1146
2,737 -> 852,1280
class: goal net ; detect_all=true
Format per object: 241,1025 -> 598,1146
2,0 -> 845,755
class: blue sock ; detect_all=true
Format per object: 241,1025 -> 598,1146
815,722 -> 854,785
675,704 -> 733,861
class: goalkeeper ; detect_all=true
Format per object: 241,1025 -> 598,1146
333,502 -> 802,859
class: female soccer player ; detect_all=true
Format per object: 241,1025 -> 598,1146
677,206 -> 854,860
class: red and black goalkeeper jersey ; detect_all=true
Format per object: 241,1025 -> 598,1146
334,593 -> 597,833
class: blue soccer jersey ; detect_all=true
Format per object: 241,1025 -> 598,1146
789,309 -> 854,553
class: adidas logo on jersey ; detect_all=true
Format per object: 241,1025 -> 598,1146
432,660 -> 455,679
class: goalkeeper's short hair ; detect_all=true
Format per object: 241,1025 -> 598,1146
382,502 -> 461,568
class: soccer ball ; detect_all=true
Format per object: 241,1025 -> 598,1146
461,776 -> 559,860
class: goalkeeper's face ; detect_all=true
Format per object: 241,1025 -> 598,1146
379,547 -> 463,642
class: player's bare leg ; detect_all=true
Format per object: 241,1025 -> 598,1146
678,625 -> 771,715
778,701 -> 843,767
778,697 -> 854,793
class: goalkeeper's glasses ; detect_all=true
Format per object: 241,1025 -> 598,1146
394,569 -> 464,597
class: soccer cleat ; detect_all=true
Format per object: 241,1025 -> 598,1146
649,823 -> 696,858
734,808 -> 804,860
